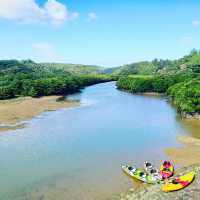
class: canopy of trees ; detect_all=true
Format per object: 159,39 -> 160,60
167,79 -> 200,114
0,60 -> 114,100
116,50 -> 200,116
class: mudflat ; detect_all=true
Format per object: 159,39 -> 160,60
166,135 -> 200,166
0,96 -> 79,132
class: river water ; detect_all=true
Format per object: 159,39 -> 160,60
0,82 -> 189,200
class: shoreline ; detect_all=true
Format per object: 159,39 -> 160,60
0,96 -> 80,132
182,112 -> 200,120
140,92 -> 164,96
121,135 -> 200,200
121,164 -> 200,200
118,88 -> 200,120
166,135 -> 200,166
117,87 -> 200,199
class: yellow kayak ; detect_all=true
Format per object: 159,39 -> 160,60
162,171 -> 195,192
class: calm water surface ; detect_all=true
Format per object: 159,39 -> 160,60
0,82 -> 189,200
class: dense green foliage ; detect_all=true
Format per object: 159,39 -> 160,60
0,60 -> 113,100
167,79 -> 200,114
117,75 -> 153,92
117,72 -> 194,93
110,49 -> 200,76
116,50 -> 200,115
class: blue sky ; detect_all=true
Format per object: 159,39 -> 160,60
0,0 -> 200,67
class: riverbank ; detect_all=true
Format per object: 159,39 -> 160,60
182,113 -> 200,120
0,96 -> 79,132
116,76 -> 200,120
121,135 -> 200,200
121,164 -> 200,200
141,92 -> 163,96
166,135 -> 200,166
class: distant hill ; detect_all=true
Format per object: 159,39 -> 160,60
108,49 -> 200,76
0,60 -> 33,73
103,66 -> 121,75
0,60 -> 106,75
109,61 -> 156,75
40,63 -> 105,75
108,60 -> 179,76
1,49 -> 199,77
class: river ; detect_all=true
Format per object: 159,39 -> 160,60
0,82 -> 189,200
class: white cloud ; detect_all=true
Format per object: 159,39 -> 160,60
45,0 -> 67,25
0,0 -> 78,25
192,20 -> 200,28
0,0 -> 45,23
87,12 -> 97,21
32,42 -> 62,61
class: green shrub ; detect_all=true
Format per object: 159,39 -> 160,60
167,79 -> 200,114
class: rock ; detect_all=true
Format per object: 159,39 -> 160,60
182,112 -> 200,120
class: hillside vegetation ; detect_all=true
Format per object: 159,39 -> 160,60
117,50 -> 200,117
40,63 -> 105,75
0,60 -> 113,100
0,60 -> 106,74
110,49 -> 200,75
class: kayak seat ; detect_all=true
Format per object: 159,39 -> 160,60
172,179 -> 179,184
128,166 -> 133,170
163,167 -> 171,171
150,169 -> 157,174
139,172 -> 146,177
146,162 -> 152,167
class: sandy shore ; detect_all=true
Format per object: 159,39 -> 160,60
0,96 -> 79,132
180,118 -> 200,138
142,92 -> 163,96
166,135 -> 200,166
